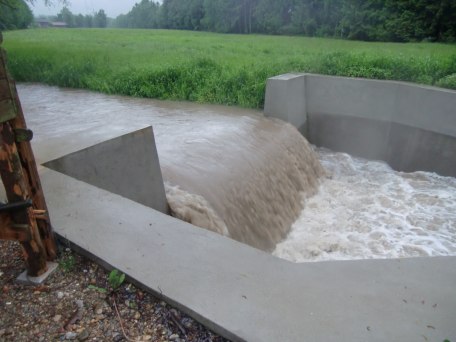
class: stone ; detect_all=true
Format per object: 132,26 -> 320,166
77,329 -> 89,341
64,332 -> 77,340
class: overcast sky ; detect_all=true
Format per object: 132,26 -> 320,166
31,0 -> 142,18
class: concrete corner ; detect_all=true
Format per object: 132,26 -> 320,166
264,73 -> 307,133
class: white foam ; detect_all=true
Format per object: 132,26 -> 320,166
165,183 -> 230,237
274,148 -> 456,262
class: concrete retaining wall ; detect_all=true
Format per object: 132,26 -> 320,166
44,127 -> 168,213
264,74 -> 456,177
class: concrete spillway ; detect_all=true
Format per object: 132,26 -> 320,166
17,79 -> 456,342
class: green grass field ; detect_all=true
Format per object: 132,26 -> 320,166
3,28 -> 456,108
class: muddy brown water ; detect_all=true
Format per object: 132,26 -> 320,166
17,84 -> 456,260
18,84 -> 323,252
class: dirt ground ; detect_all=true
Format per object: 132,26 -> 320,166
0,240 -> 229,342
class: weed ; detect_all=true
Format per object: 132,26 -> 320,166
58,254 -> 76,273
108,269 -> 125,291
88,269 -> 125,294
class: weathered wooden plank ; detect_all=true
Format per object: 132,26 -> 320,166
0,122 -> 48,276
8,80 -> 57,260
0,47 -> 7,80
0,32 -> 56,275
0,79 -> 10,101
0,213 -> 31,241
0,99 -> 16,123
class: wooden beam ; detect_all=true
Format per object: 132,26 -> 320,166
0,31 -> 57,276
0,122 -> 48,276
0,213 -> 31,241
4,54 -> 57,260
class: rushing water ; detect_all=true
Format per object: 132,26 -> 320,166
274,149 -> 456,262
164,118 -> 324,251
17,84 -> 456,261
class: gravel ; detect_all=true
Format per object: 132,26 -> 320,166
0,240 -> 230,342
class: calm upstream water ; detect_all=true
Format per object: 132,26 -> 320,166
18,84 -> 456,262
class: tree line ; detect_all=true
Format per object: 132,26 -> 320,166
0,0 -> 107,30
54,7 -> 108,28
1,0 -> 455,42
114,0 -> 456,42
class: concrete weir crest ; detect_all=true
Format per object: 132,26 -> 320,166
33,76 -> 456,342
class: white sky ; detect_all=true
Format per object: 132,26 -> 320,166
31,0 -> 142,18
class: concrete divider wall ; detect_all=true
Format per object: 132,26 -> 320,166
264,73 -> 456,177
44,127 -> 168,213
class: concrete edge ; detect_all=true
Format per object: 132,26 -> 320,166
54,234 -> 245,342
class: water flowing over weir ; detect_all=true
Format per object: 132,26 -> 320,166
163,118 -> 324,251
17,84 -> 324,252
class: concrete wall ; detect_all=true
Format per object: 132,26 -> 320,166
44,127 -> 168,213
264,74 -> 456,177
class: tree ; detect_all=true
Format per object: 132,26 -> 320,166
254,0 -> 290,34
57,6 -> 74,26
74,13 -> 84,27
113,0 -> 161,28
83,14 -> 93,27
202,0 -> 243,33
93,9 -> 107,28
0,0 -> 33,30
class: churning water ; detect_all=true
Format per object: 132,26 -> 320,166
164,118 -> 324,251
274,149 -> 456,262
18,84 -> 456,262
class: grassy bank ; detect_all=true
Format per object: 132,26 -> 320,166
3,28 -> 456,108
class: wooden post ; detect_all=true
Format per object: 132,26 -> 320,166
8,75 -> 57,260
0,123 -> 48,276
0,31 -> 57,276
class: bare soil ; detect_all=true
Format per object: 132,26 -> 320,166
0,240 -> 229,342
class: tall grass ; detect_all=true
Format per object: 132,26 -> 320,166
3,29 -> 456,108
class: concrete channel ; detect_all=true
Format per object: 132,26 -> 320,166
23,77 -> 456,341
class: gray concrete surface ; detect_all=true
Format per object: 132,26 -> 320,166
44,127 -> 168,213
16,262 -> 58,286
264,73 -> 308,133
19,84 -> 456,342
42,168 -> 456,342
265,73 -> 456,176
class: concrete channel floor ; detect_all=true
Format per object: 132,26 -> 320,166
20,86 -> 456,342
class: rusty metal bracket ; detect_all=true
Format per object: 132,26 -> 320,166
0,199 -> 33,213
14,128 -> 33,142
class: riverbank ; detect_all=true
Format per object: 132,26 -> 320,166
0,240 -> 228,341
3,29 -> 456,108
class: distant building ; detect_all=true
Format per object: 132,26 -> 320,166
36,20 -> 51,28
51,22 -> 68,28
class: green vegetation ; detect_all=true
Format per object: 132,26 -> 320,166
108,269 -> 126,291
3,29 -> 456,108
0,0 -> 33,30
88,269 -> 125,294
115,0 -> 456,42
58,252 -> 76,272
